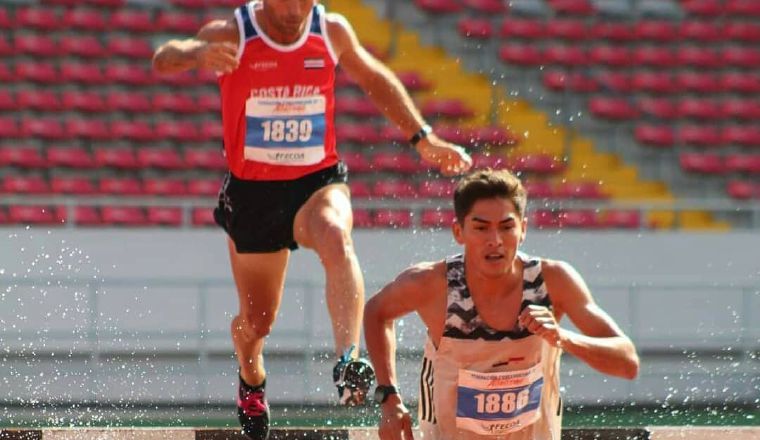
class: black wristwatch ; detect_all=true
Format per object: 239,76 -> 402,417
373,384 -> 399,404
409,124 -> 432,146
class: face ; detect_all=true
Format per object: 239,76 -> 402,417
262,0 -> 316,40
452,197 -> 527,279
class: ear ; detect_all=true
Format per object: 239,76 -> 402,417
519,216 -> 528,246
452,220 -> 465,245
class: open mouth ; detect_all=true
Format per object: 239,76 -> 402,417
485,253 -> 504,261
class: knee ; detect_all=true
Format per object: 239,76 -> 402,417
231,312 -> 275,341
315,221 -> 354,264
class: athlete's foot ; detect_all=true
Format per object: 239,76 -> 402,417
333,345 -> 376,406
237,374 -> 270,440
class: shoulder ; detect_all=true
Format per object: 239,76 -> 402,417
394,260 -> 446,288
540,258 -> 591,308
323,12 -> 356,56
197,18 -> 239,43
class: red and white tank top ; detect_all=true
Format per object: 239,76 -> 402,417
218,2 -> 338,181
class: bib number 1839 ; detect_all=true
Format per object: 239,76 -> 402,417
261,119 -> 313,142
473,389 -> 531,415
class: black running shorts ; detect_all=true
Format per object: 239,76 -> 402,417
214,162 -> 349,253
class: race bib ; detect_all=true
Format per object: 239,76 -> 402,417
244,96 -> 326,166
456,364 -> 544,436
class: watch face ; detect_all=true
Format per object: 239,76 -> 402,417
373,387 -> 385,403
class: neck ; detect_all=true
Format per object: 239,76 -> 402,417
257,9 -> 308,45
464,256 -> 523,297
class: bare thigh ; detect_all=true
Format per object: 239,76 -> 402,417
293,183 -> 352,249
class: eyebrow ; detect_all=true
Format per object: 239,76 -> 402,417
471,217 -> 516,224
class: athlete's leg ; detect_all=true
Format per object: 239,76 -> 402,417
227,237 -> 290,387
293,183 -> 363,357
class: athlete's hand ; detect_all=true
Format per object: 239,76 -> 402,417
194,41 -> 238,73
518,305 -> 564,348
378,395 -> 414,440
416,135 -> 472,176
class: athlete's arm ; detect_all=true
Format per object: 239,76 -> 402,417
325,14 -> 471,176
152,19 -> 239,75
521,259 -> 640,380
364,262 -> 442,440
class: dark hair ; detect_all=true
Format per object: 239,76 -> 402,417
453,168 -> 527,224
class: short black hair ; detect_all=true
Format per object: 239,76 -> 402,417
453,168 -> 527,224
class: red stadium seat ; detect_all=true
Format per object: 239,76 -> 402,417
546,19 -> 587,41
335,123 -> 382,144
108,37 -> 154,59
335,96 -> 381,117
589,97 -> 639,120
373,179 -> 418,199
601,210 -> 641,229
588,45 -> 632,67
596,71 -> 633,93
143,178 -> 187,196
110,120 -> 156,141
3,175 -> 49,194
721,99 -> 760,120
93,147 -> 138,169
631,72 -> 677,94
15,62 -> 58,83
187,178 -> 219,196
675,72 -> 722,93
66,119 -> 110,139
414,0 -> 463,14
726,180 -> 755,200
720,73 -> 760,94
543,45 -> 587,66
21,118 -> 66,140
101,207 -> 148,226
722,47 -> 760,68
511,154 -> 564,174
372,152 -> 423,174
99,177 -> 142,195
0,90 -> 15,110
529,210 -> 559,229
66,206 -> 102,226
0,117 -> 18,138
0,36 -> 12,56
635,124 -> 676,147
61,91 -> 106,112
589,22 -> 634,42
87,0 -> 126,7
341,152 -> 373,173
63,8 -> 107,30
352,208 -> 373,228
523,180 -> 555,199
152,92 -> 197,113
468,126 -> 520,147
544,71 -> 599,93
107,91 -> 151,112
16,8 -> 59,30
558,210 -> 599,228
555,181 -> 606,199
110,9 -> 152,32
499,44 -> 543,66
463,0 -> 507,14
725,154 -> 760,174
192,208 -> 216,227
678,98 -> 722,120
638,98 -> 679,119
155,121 -> 201,142
0,146 -> 45,168
677,46 -> 721,69
184,148 -> 226,170
373,209 -> 413,228
155,11 -> 201,32
678,125 -> 722,147
679,21 -> 722,42
16,90 -> 60,111
8,205 -> 57,225
421,209 -> 457,227
435,125 -> 471,146
378,125 -> 408,144
61,62 -> 105,84
681,0 -> 723,17
457,18 -> 493,39
348,181 -> 372,199
105,64 -> 153,85
679,153 -> 725,174
422,99 -> 474,119
51,176 -> 96,195
635,21 -> 678,42
197,93 -> 221,112
396,71 -> 432,92
146,206 -> 183,226
725,0 -> 760,17
60,36 -> 105,58
471,153 -> 508,169
632,46 -> 677,68
137,148 -> 184,170
0,8 -> 12,29
14,35 -> 57,57
722,126 -> 760,147
170,0 -> 208,8
548,0 -> 595,15
723,22 -> 760,43
47,146 -> 94,169
419,179 -> 456,198
199,121 -> 224,141
499,18 -> 545,39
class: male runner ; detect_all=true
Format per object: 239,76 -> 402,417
152,1 -> 472,438
364,169 -> 639,439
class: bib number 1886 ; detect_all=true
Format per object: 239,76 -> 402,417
473,389 -> 531,415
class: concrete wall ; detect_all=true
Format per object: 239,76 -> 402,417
0,227 -> 758,406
